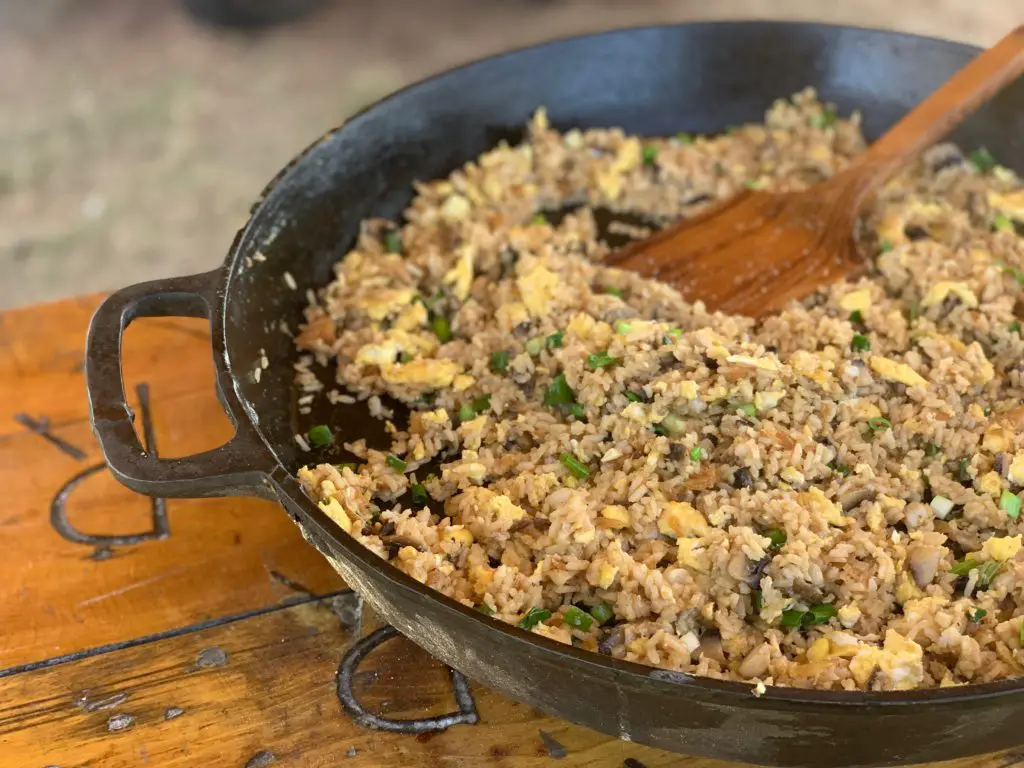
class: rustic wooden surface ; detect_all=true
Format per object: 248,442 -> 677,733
0,294 -> 1021,768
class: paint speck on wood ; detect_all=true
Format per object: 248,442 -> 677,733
244,750 -> 276,767
196,647 -> 229,668
539,730 -> 567,760
106,713 -> 135,732
346,747 -> 358,758
624,759 -> 649,768
164,706 -> 185,720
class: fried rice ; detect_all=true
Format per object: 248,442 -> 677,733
293,88 -> 1024,692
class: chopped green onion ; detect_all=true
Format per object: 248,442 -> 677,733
971,607 -> 988,623
625,391 -> 644,403
958,455 -> 973,483
744,179 -> 762,190
689,445 -> 705,462
652,422 -> 668,437
969,147 -> 996,173
660,413 -> 686,437
490,350 -> 510,372
518,607 -> 552,630
924,443 -> 940,458
848,310 -> 864,325
752,589 -> 764,612
1019,621 -> 1024,648
605,286 -> 625,299
950,558 -> 980,577
1011,320 -> 1022,336
867,416 -> 892,432
675,132 -> 694,145
383,230 -> 402,254
614,320 -> 633,334
736,403 -> 757,419
458,402 -> 476,422
642,145 -> 658,165
809,106 -> 837,129
805,603 -> 837,625
335,462 -> 358,472
568,403 -> 586,420
472,394 -> 491,412
995,261 -> 1024,285
879,239 -> 894,253
563,605 -> 594,631
994,213 -> 1015,233
780,609 -> 806,628
543,374 -> 575,407
766,528 -> 787,549
907,302 -> 920,322
589,603 -> 614,625
431,315 -> 452,343
828,461 -> 851,476
1001,490 -> 1022,519
586,352 -> 619,370
410,483 -> 429,507
385,454 -> 407,472
546,331 -> 565,349
559,452 -> 590,480
851,333 -> 871,352
525,338 -> 544,356
978,560 -> 1003,588
664,328 -> 683,343
307,425 -> 333,447
476,603 -> 495,616
532,213 -> 547,225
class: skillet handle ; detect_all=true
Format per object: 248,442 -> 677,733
85,269 -> 270,499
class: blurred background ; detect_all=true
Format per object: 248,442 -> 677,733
0,0 -> 1018,309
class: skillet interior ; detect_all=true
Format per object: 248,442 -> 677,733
216,21 -> 1024,767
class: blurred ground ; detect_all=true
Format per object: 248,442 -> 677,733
0,0 -> 1018,308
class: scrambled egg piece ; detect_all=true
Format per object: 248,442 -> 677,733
443,246 -> 475,300
658,501 -> 711,538
357,288 -> 417,321
800,487 -> 843,525
988,189 -> 1024,220
978,471 -> 1003,496
443,526 -> 474,545
318,497 -> 353,534
839,288 -> 871,313
597,564 -> 619,589
980,535 -> 1022,562
517,264 -> 559,316
849,630 -> 924,690
676,537 -> 711,572
726,354 -> 780,372
1010,454 -> 1024,485
754,390 -> 786,411
393,301 -> 428,332
381,359 -> 461,388
355,329 -> 437,367
984,424 -> 1013,453
600,505 -> 631,529
495,301 -> 530,333
870,356 -> 929,389
920,281 -> 978,309
566,313 -> 614,346
595,137 -> 642,200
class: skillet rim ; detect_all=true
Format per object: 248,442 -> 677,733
222,19 -> 1024,709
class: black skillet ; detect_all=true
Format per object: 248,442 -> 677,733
85,22 -> 1024,767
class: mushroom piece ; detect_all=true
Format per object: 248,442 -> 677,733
699,633 -> 728,666
907,543 -> 943,588
738,642 -> 772,678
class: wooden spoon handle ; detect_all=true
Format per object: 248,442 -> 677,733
839,24 -> 1024,206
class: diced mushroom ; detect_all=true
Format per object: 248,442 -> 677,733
907,544 -> 942,587
699,633 -> 728,665
838,482 -> 879,512
738,642 -> 772,678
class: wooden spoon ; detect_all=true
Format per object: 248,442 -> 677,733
606,25 -> 1024,318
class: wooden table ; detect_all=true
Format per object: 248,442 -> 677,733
0,295 -> 1020,768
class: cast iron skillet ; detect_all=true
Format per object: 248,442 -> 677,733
85,22 -> 1024,768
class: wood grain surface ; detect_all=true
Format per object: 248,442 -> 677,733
2,294 -> 1023,767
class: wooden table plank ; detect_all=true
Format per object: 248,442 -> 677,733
0,297 -> 345,670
